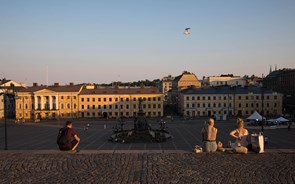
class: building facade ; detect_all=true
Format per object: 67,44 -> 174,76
179,86 -> 283,118
263,68 -> 295,115
79,86 -> 163,118
15,84 -> 164,120
161,75 -> 174,96
15,84 -> 83,120
205,74 -> 246,87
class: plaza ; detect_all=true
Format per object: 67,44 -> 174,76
0,118 -> 294,150
1,118 -> 295,183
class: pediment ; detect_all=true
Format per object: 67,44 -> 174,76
34,89 -> 57,94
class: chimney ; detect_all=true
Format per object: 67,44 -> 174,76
69,82 -> 74,86
33,82 -> 38,86
54,83 -> 59,86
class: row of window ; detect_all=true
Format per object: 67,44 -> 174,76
81,111 -> 162,117
81,104 -> 162,110
18,103 -> 77,110
185,102 -> 277,109
81,97 -> 161,102
185,95 -> 278,101
186,103 -> 231,108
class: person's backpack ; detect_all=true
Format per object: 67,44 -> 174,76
57,127 -> 69,145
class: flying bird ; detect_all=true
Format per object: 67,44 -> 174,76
183,27 -> 190,35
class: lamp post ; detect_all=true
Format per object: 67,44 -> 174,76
4,92 -> 8,150
261,74 -> 264,133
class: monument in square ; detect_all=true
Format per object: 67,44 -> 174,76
110,99 -> 172,143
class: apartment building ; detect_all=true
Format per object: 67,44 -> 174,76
179,86 -> 283,118
79,86 -> 163,118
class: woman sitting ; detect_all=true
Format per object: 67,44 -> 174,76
230,118 -> 249,153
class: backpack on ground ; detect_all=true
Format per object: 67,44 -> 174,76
57,127 -> 69,145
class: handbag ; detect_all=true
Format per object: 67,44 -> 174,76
251,133 -> 264,153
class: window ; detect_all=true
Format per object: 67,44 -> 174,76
158,97 -> 161,101
256,96 -> 259,100
238,96 -> 241,100
126,105 -> 129,109
197,96 -> 200,100
148,104 -> 151,108
208,103 -> 211,108
134,98 -> 137,101
87,105 -> 90,109
109,98 -> 112,102
92,105 -> 95,109
245,96 -> 248,100
202,96 -> 205,100
104,98 -> 106,102
25,104 -> 28,109
115,98 -> 118,102
213,96 -> 216,100
153,97 -> 156,101
115,105 -> 118,109
81,105 -> 84,109
186,96 -> 189,100
238,103 -> 241,108
92,112 -> 95,117
87,98 -> 90,102
208,96 -> 211,100
133,104 -> 136,109
121,98 -> 124,101
158,104 -> 161,108
274,103 -> 277,107
98,98 -> 101,102
120,105 -> 123,109
73,96 -> 76,100
74,104 -> 77,109
61,96 -> 64,100
192,103 -> 195,108
126,98 -> 129,101
192,96 -> 195,100
274,96 -> 277,100
67,96 -> 70,99
148,98 -> 151,101
67,104 -> 70,109
267,96 -> 270,100
93,98 -> 95,102
224,96 -> 226,100
109,105 -> 112,109
186,103 -> 189,108
103,105 -> 106,109
224,103 -> 226,108
98,105 -> 101,109
61,104 -> 64,109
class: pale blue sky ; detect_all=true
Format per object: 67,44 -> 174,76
0,0 -> 294,85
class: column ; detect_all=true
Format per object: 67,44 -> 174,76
49,96 -> 52,110
56,95 -> 59,110
34,96 -> 38,110
41,96 -> 44,110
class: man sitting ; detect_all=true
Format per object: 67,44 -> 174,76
57,121 -> 80,152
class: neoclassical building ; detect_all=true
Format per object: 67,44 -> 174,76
15,84 -> 83,120
179,86 -> 283,118
79,86 -> 163,118
15,84 -> 163,120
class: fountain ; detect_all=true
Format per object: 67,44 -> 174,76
109,99 -> 172,143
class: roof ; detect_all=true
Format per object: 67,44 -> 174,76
180,86 -> 278,95
79,87 -> 161,95
18,85 -> 83,93
265,69 -> 295,80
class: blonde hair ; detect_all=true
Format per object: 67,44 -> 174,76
237,118 -> 244,128
208,118 -> 214,126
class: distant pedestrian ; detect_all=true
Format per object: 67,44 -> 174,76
57,121 -> 80,152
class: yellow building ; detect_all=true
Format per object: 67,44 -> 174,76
179,86 -> 283,118
79,86 -> 163,118
15,84 -> 83,120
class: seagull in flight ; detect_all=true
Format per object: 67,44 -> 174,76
183,27 -> 190,35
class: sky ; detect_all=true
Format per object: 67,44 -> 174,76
0,0 -> 294,85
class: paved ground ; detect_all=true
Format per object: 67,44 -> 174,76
0,119 -> 294,183
0,118 -> 294,150
0,151 -> 294,184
